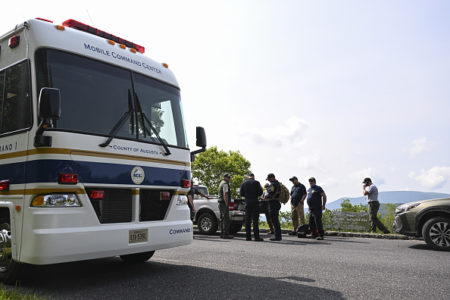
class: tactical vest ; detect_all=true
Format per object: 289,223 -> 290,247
218,180 -> 231,202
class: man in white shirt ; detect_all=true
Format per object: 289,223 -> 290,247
363,178 -> 390,234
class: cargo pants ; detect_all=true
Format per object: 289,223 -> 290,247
219,201 -> 230,236
291,202 -> 306,231
368,201 -> 389,233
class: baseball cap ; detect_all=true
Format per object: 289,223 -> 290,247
223,173 -> 231,178
266,173 -> 275,180
248,173 -> 255,177
289,176 -> 298,181
362,177 -> 371,184
308,177 -> 316,182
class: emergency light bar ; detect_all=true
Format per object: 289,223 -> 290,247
62,19 -> 145,54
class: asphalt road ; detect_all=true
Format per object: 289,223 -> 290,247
16,233 -> 449,299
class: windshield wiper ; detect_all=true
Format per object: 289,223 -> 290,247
134,92 -> 171,156
99,90 -> 135,147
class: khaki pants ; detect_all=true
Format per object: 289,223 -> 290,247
291,202 -> 306,231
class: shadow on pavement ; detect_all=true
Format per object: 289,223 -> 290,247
194,233 -> 369,245
408,243 -> 449,252
17,258 -> 344,299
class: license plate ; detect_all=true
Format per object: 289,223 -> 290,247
129,229 -> 148,244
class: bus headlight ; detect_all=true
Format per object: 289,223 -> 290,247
31,194 -> 81,207
176,195 -> 188,206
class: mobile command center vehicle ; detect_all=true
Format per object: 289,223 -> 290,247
0,18 -> 206,283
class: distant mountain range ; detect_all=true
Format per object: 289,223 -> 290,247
327,191 -> 450,211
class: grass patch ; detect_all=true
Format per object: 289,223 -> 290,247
0,284 -> 44,300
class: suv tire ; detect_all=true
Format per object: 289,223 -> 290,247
422,217 -> 450,251
120,251 -> 155,264
197,212 -> 218,235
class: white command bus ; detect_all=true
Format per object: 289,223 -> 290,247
0,18 -> 206,283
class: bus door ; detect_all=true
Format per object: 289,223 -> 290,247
0,60 -> 33,259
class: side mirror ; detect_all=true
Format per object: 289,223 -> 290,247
191,127 -> 207,162
35,88 -> 61,147
39,87 -> 61,121
196,126 -> 207,148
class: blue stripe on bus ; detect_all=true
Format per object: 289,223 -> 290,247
0,159 -> 190,186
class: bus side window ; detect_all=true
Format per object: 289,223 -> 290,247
0,71 -> 4,129
0,61 -> 32,134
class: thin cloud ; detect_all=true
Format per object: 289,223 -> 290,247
246,116 -> 309,148
297,153 -> 320,170
349,168 -> 386,185
409,137 -> 433,157
409,166 -> 450,189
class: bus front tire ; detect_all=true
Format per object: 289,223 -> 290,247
0,223 -> 21,285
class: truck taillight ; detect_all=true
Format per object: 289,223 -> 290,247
59,173 -> 78,185
228,201 -> 234,211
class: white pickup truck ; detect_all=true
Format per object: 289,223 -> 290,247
192,185 -> 245,235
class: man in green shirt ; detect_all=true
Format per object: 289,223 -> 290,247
218,173 -> 233,239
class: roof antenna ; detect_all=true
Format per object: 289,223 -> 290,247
86,9 -> 94,26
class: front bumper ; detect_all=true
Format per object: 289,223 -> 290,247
230,211 -> 245,222
20,220 -> 193,265
394,213 -> 416,236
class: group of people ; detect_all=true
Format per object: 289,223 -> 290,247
236,173 -> 327,241
191,173 -> 390,242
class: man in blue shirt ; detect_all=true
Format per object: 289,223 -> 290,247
307,177 -> 327,240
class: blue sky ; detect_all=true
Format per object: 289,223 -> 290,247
3,0 -> 450,202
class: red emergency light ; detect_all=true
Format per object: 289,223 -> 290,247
181,179 -> 191,188
62,19 -> 145,54
35,18 -> 53,23
160,192 -> 171,201
8,36 -> 20,49
59,173 -> 78,185
0,180 -> 10,192
90,190 -> 104,200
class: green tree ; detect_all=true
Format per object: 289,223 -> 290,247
379,203 -> 396,232
340,199 -> 367,212
191,146 -> 251,199
279,211 -> 293,229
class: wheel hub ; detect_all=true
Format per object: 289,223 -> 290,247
429,221 -> 450,247
201,218 -> 212,231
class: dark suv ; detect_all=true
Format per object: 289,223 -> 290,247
394,198 -> 450,250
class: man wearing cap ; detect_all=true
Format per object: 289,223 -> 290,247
363,178 -> 390,234
265,173 -> 282,241
307,177 -> 327,240
289,176 -> 307,235
240,173 -> 264,241
218,173 -> 233,239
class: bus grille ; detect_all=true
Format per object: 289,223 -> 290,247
140,190 -> 172,221
87,188 -> 132,224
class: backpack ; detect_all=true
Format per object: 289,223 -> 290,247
276,182 -> 290,204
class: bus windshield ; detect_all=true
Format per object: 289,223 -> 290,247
35,49 -> 188,149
